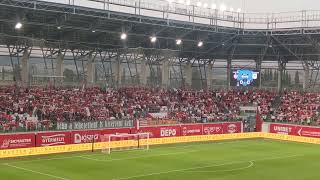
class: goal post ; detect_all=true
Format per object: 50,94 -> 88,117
101,133 -> 150,154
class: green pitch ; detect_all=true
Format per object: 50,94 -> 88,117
1,139 -> 320,180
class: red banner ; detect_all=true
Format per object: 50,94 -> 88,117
202,122 -> 241,135
181,124 -> 203,136
136,126 -> 181,138
269,123 -> 320,138
0,122 -> 243,149
0,133 -> 35,149
71,130 -> 102,144
202,123 -> 223,135
100,128 -> 131,136
295,126 -> 320,138
269,123 -> 296,135
36,132 -> 71,147
222,122 -> 242,134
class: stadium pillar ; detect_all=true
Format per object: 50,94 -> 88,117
21,48 -> 30,86
255,59 -> 262,89
303,62 -> 309,90
56,52 -> 64,83
227,59 -> 232,89
184,63 -> 192,88
277,61 -> 285,92
161,60 -> 170,88
86,53 -> 96,85
140,58 -> 148,86
114,55 -> 122,88
207,63 -> 213,89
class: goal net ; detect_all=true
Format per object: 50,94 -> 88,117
101,133 -> 150,154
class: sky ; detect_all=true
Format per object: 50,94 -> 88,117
221,0 -> 320,13
45,0 -> 320,13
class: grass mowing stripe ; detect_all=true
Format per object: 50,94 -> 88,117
112,154 -> 303,180
5,163 -> 70,180
79,150 -> 199,162
187,161 -> 255,173
1,139 -> 319,180
1,139 -> 262,165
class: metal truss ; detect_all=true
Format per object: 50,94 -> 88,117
7,44 -> 31,82
307,61 -> 320,90
2,0 -> 320,36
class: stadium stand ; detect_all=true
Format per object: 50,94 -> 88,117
0,86 -> 319,132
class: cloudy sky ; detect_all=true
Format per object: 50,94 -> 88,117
47,0 -> 319,13
221,0 -> 319,13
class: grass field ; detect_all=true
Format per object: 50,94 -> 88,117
1,139 -> 320,180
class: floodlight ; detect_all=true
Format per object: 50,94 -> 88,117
236,8 -> 242,13
120,33 -> 127,40
211,4 -> 217,9
176,39 -> 182,45
198,41 -> 203,47
203,3 -> 208,8
150,36 -> 157,43
196,1 -> 202,7
15,22 -> 22,29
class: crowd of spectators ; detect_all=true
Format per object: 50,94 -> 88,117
0,85 -> 319,132
268,91 -> 320,125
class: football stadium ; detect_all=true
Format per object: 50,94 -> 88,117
0,0 -> 320,179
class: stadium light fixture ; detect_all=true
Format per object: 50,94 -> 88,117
211,4 -> 217,9
236,8 -> 242,13
150,36 -> 157,43
230,7 -> 234,12
15,22 -> 22,29
197,41 -> 203,47
57,26 -> 62,30
120,33 -> 127,40
176,39 -> 182,45
186,0 -> 191,5
92,30 -> 96,33
220,4 -> 227,12
196,1 -> 202,7
203,3 -> 208,8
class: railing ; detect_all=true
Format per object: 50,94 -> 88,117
41,0 -> 320,30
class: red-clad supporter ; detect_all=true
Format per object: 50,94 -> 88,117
274,91 -> 320,125
0,85 -> 319,132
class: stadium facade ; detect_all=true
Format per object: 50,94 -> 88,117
0,0 -> 319,90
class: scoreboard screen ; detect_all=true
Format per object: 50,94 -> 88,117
231,69 -> 260,87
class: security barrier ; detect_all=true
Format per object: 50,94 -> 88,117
2,131 -> 320,158
0,132 -> 279,159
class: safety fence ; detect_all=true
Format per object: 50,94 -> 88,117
2,122 -> 320,159
0,122 -> 242,150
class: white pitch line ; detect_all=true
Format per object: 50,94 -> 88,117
0,139 -> 256,165
0,155 -> 81,165
187,161 -> 254,173
5,163 -> 70,180
79,150 -> 199,162
112,154 -> 303,180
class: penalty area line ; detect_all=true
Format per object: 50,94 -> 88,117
79,150 -> 199,162
5,163 -> 70,180
112,154 -> 303,180
187,161 -> 254,173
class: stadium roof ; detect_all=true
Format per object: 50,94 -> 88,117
0,0 -> 320,63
